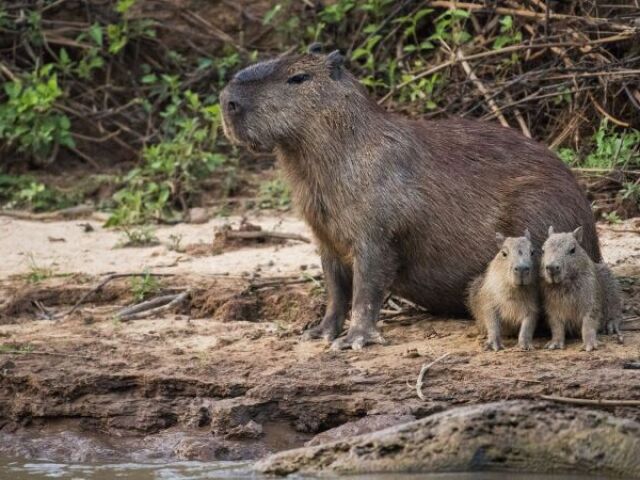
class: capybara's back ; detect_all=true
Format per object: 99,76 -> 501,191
389,117 -> 599,314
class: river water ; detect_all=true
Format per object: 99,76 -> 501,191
0,459 -> 624,480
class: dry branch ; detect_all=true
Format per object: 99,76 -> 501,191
116,290 -> 191,321
222,230 -> 312,244
52,272 -> 175,319
416,352 -> 451,400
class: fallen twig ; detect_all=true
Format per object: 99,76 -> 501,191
222,229 -> 312,244
0,205 -> 95,221
116,290 -> 191,321
52,272 -> 174,319
416,352 -> 451,400
541,395 -> 640,407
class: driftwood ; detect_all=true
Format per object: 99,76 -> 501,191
541,395 -> 640,407
257,400 -> 640,477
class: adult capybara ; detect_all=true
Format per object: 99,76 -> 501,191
220,47 -> 600,350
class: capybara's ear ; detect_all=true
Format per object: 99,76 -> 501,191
572,226 -> 584,244
308,43 -> 323,54
495,232 -> 506,247
548,225 -> 555,237
326,50 -> 344,80
524,228 -> 531,241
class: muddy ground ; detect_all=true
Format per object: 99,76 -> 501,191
0,214 -> 639,464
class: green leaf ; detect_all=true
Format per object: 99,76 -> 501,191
89,23 -> 103,47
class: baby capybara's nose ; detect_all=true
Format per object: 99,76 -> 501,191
515,265 -> 531,275
545,264 -> 560,275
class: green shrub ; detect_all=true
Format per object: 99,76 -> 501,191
106,84 -> 227,226
0,65 -> 74,162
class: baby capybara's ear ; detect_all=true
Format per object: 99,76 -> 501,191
573,226 -> 584,244
495,232 -> 506,248
308,43 -> 323,54
524,228 -> 531,241
326,50 -> 344,80
547,225 -> 555,237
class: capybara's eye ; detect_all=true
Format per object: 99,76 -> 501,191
501,250 -> 508,257
569,246 -> 576,255
287,73 -> 311,85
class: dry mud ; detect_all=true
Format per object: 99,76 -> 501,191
0,215 -> 639,468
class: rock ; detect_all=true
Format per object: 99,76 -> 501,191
256,401 -> 640,477
306,414 -> 415,446
225,420 -> 264,440
187,207 -> 210,224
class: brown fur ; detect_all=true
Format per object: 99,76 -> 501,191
220,49 -> 601,350
540,226 -> 622,351
467,232 -> 539,351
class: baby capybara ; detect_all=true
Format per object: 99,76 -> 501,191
221,47 -> 600,350
540,226 -> 622,351
467,230 -> 539,351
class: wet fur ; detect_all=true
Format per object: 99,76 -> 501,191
221,51 -> 601,349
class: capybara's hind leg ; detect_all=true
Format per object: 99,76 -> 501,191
302,251 -> 352,342
331,246 -> 395,351
606,319 -> 623,344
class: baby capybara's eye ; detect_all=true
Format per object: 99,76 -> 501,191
569,246 -> 576,255
287,73 -> 311,85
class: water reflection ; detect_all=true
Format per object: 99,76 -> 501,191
0,459 -> 624,480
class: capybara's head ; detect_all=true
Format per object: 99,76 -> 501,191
494,230 -> 535,286
220,46 -> 366,152
541,226 -> 587,284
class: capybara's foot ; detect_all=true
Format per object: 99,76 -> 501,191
484,338 -> 503,352
545,340 -> 565,350
330,328 -> 387,351
516,340 -> 534,351
582,339 -> 599,352
301,324 -> 340,343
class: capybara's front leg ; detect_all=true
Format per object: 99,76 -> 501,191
517,314 -> 536,351
484,310 -> 503,352
331,245 -> 395,351
582,313 -> 599,352
545,316 -> 566,350
302,249 -> 352,342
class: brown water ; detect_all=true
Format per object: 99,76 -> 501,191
0,459 -> 624,480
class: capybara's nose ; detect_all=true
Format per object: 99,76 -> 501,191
221,89 -> 242,116
515,265 -> 531,275
545,264 -> 560,275
227,99 -> 240,114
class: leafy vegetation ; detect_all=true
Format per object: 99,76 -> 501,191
0,0 -> 638,221
0,175 -> 78,211
0,64 -> 74,162
258,178 -> 292,210
25,254 -> 55,283
130,271 -> 160,301
558,121 -> 640,170
116,226 -> 160,248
